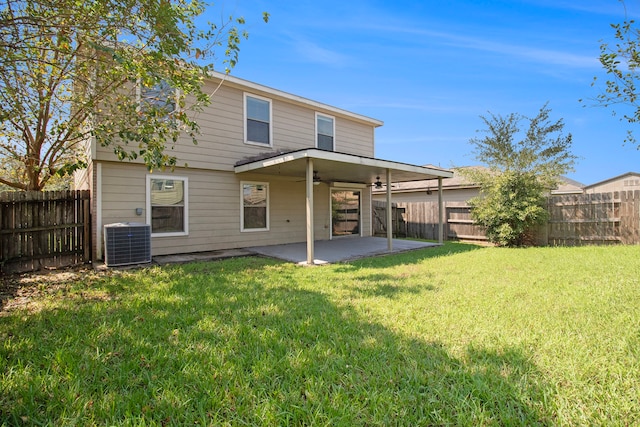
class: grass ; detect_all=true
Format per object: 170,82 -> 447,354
1,242 -> 639,426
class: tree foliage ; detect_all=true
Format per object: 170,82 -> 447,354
592,5 -> 640,147
462,105 -> 577,247
0,0 -> 268,190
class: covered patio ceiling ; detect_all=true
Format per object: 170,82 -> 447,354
234,148 -> 453,184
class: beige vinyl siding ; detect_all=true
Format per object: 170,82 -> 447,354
335,118 -> 375,157
585,183 -> 617,194
585,175 -> 640,194
100,163 -> 147,227
73,134 -> 95,190
272,101 -> 315,151
95,82 -> 246,170
73,160 -> 92,191
73,169 -> 90,190
98,161 -> 348,257
265,182 -> 328,242
95,79 -> 377,169
585,182 -> 613,194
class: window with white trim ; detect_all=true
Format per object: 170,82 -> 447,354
147,175 -> 188,236
241,182 -> 269,231
139,79 -> 177,116
244,94 -> 272,146
316,113 -> 335,151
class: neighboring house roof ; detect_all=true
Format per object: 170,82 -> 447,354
371,166 -> 584,194
551,176 -> 585,195
370,165 -> 484,193
583,172 -> 640,190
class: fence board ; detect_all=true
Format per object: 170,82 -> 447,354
373,190 -> 640,246
544,191 -> 639,246
0,190 -> 91,274
372,201 -> 407,237
373,201 -> 486,241
446,205 -> 487,241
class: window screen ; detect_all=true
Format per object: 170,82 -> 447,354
246,96 -> 271,145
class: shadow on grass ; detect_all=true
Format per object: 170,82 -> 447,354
336,241 -> 484,272
345,274 -> 436,299
0,257 -> 555,425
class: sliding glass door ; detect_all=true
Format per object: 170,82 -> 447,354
331,190 -> 361,237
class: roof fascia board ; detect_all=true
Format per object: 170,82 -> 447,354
303,149 -> 453,177
234,149 -> 454,179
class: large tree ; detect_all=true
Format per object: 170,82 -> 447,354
592,7 -> 640,147
0,0 -> 268,190
462,104 -> 577,247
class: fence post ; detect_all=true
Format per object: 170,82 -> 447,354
83,191 -> 91,262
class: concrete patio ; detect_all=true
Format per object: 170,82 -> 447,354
248,237 -> 438,265
152,237 -> 438,266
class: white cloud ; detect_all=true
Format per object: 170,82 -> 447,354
462,37 -> 599,69
287,35 -> 351,67
365,24 -> 600,70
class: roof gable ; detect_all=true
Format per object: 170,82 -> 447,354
207,71 -> 383,128
584,172 -> 640,189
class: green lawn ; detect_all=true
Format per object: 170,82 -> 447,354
1,243 -> 639,426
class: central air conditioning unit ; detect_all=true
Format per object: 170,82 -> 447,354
104,222 -> 151,267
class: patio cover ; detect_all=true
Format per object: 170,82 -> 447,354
235,148 -> 453,264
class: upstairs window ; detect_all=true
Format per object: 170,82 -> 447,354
316,113 -> 335,151
139,79 -> 177,116
245,94 -> 272,146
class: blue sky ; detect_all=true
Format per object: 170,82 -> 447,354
219,0 -> 639,185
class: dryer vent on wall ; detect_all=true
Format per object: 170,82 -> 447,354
104,223 -> 151,267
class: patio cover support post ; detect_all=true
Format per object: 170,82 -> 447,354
386,168 -> 393,252
438,177 -> 444,244
306,158 -> 315,264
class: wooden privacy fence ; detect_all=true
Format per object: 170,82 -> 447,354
546,190 -> 640,245
445,204 -> 487,241
373,200 -> 486,241
0,190 -> 91,274
372,201 -> 407,237
373,190 -> 640,245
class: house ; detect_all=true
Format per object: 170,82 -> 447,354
371,166 -> 584,203
583,172 -> 640,194
551,176 -> 585,195
372,166 -> 483,204
76,72 -> 453,264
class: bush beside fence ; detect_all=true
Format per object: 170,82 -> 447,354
374,190 -> 640,246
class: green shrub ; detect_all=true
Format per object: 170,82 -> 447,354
469,171 -> 548,246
